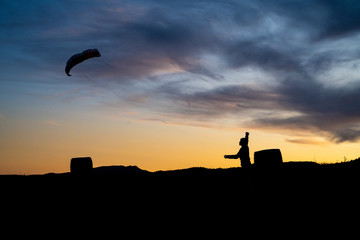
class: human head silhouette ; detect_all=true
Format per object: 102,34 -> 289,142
239,133 -> 249,147
239,138 -> 246,146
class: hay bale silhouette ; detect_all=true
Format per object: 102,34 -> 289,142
254,149 -> 283,168
70,157 -> 93,175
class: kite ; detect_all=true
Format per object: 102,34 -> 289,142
65,49 -> 101,76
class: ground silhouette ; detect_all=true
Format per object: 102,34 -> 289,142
2,159 -> 360,232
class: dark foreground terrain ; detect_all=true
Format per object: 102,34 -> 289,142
2,160 -> 360,234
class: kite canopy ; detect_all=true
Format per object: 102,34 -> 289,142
65,49 -> 101,76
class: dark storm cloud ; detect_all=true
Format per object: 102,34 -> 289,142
271,74 -> 360,143
153,84 -> 282,119
3,0 -> 360,142
97,7 -> 223,80
260,0 -> 360,40
313,0 -> 360,39
165,74 -> 360,142
225,40 -> 302,72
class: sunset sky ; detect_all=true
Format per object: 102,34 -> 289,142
1,0 -> 360,174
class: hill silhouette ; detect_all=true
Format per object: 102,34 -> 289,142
92,165 -> 148,175
2,159 -> 360,231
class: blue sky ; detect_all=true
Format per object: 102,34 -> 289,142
2,0 -> 360,173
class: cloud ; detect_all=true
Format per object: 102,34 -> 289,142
3,0 -> 360,143
285,138 -> 328,146
140,118 -> 167,124
258,0 -> 360,41
112,1 -> 360,142
168,73 -> 360,142
43,120 -> 61,126
314,0 -> 360,40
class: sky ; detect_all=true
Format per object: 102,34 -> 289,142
1,0 -> 360,174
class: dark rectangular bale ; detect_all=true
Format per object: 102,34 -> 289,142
70,157 -> 93,175
254,149 -> 283,168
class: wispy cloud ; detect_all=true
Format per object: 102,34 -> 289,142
285,138 -> 329,146
3,0 -> 360,143
43,120 -> 61,126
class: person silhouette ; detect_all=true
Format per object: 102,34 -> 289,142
224,132 -> 251,168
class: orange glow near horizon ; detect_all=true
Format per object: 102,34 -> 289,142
1,113 -> 359,175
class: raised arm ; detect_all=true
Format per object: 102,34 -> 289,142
245,132 -> 249,142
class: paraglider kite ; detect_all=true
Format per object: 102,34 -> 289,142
65,49 -> 101,76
